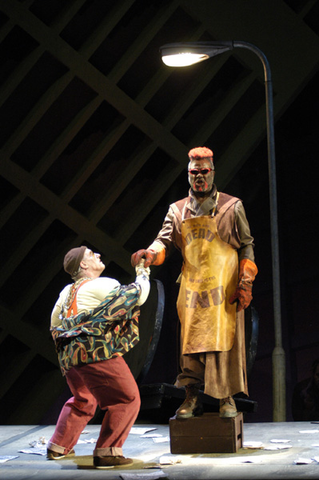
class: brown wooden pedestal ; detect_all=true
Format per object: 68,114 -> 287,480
169,412 -> 243,454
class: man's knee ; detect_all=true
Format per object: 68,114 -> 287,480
129,385 -> 141,412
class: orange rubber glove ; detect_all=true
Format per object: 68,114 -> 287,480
229,259 -> 258,311
131,248 -> 165,268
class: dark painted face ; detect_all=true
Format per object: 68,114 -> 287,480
188,159 -> 215,193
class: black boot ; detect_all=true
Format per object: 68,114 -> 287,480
175,384 -> 203,419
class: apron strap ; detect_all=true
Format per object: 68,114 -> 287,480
171,201 -> 184,223
216,195 -> 239,228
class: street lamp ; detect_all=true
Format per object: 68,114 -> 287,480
160,41 -> 286,422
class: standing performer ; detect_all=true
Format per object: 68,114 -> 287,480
131,147 -> 257,418
48,246 -> 150,468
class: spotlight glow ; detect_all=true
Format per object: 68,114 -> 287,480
162,53 -> 209,67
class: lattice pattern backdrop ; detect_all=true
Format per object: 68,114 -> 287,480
0,0 -> 318,424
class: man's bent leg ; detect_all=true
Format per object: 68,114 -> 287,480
48,366 -> 97,457
78,357 -> 140,458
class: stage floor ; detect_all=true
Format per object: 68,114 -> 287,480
1,420 -> 319,479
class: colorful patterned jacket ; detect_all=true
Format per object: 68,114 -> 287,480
51,283 -> 140,376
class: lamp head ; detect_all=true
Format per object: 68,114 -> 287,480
160,42 -> 233,67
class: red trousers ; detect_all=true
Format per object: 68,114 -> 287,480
48,356 -> 140,457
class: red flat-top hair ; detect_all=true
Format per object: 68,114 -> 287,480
188,146 -> 213,160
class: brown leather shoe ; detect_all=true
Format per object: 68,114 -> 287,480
219,396 -> 237,418
47,448 -> 75,460
93,455 -> 134,469
176,384 -> 203,419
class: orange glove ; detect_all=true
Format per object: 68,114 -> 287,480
229,259 -> 258,311
131,249 -> 161,268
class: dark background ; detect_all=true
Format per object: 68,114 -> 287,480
0,0 -> 318,425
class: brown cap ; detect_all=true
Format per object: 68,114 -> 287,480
63,246 -> 87,277
188,146 -> 213,161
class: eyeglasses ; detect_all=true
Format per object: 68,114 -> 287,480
188,168 -> 213,176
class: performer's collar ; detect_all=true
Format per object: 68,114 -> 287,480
188,185 -> 218,215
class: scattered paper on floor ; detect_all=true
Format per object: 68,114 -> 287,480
270,438 -> 291,443
0,456 -> 19,463
243,441 -> 264,448
265,444 -> 292,450
130,427 -> 157,435
293,457 -> 314,464
18,447 -> 47,456
152,436 -> 170,443
158,455 -> 181,465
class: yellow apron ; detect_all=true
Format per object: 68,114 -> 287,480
177,216 -> 238,354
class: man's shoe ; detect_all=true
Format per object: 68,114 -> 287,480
93,455 -> 134,469
175,384 -> 203,419
219,396 -> 237,418
47,448 -> 75,460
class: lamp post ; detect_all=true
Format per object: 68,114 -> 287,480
160,41 -> 286,421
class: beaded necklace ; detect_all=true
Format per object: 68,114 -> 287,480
60,277 -> 91,320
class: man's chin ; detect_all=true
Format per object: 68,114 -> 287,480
193,186 -> 210,194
